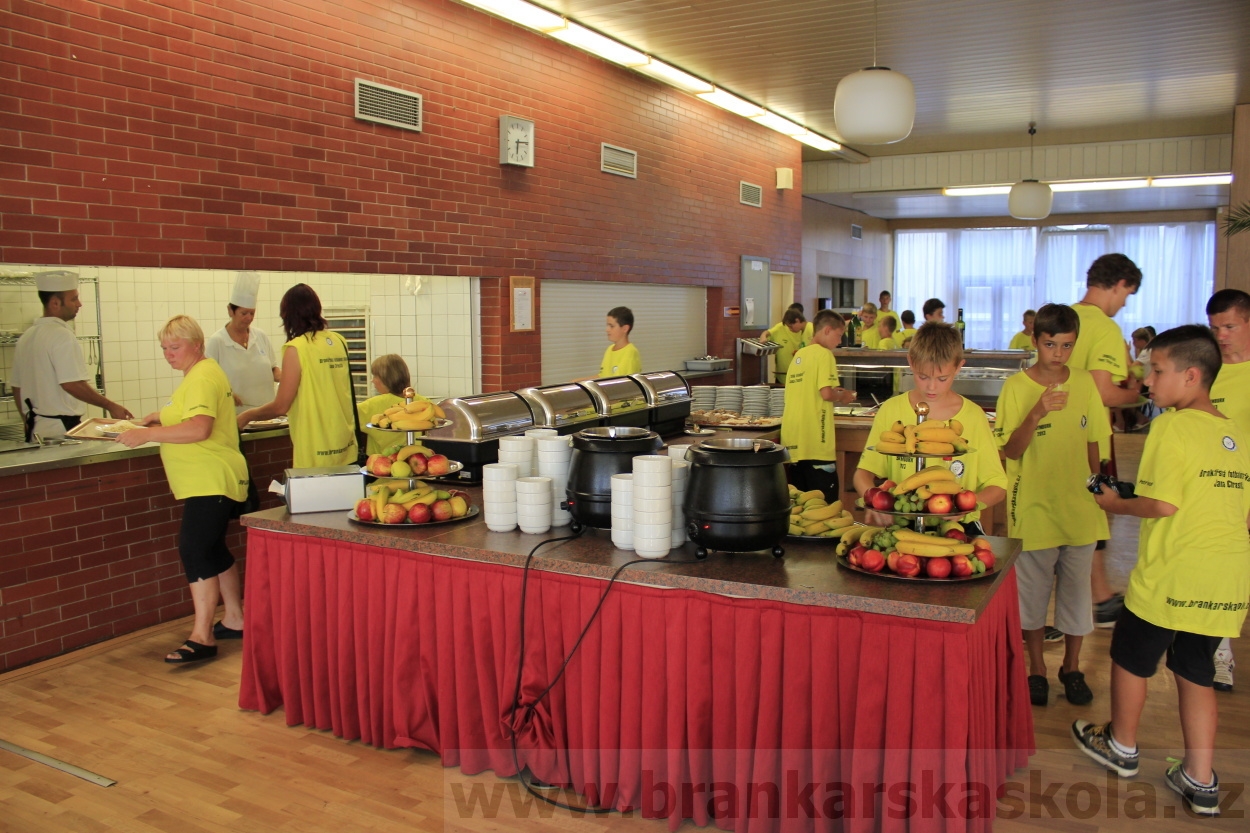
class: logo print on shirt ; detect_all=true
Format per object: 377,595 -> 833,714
1081,415 -> 1087,429
1223,436 -> 1237,451
794,357 -> 801,365
325,337 -> 333,345
950,460 -> 965,478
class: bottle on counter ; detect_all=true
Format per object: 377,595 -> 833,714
956,308 -> 966,345
844,313 -> 859,347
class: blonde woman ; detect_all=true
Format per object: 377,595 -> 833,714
117,316 -> 249,664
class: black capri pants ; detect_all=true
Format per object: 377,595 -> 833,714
179,495 -> 242,582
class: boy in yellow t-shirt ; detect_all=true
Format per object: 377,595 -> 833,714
598,306 -> 642,378
897,309 -> 917,346
857,303 -> 881,349
854,323 -> 1007,532
1008,309 -> 1036,351
762,308 -> 808,383
995,304 -> 1110,708
781,310 -> 856,502
358,354 -> 427,455
875,315 -> 900,350
1073,326 -> 1250,816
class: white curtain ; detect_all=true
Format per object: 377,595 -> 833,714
896,222 -> 1215,349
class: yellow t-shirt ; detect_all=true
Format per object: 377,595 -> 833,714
159,359 -> 249,502
285,331 -> 358,469
880,310 -> 901,331
765,322 -> 808,381
1126,409 -> 1250,637
858,393 -> 1007,521
1211,360 -> 1250,432
599,343 -> 642,378
1069,303 -> 1130,460
899,327 -> 918,346
1008,331 -> 1034,351
860,326 -> 882,349
993,368 -> 1110,548
780,344 -> 839,463
803,321 -> 814,343
357,391 -> 416,456
877,336 -> 899,351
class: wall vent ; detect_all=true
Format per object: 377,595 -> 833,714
851,224 -> 863,240
739,181 -> 763,208
601,144 -> 638,178
355,79 -> 422,133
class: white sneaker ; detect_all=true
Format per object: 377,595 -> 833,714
1213,648 -> 1234,693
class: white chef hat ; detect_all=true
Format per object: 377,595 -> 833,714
34,270 -> 79,292
230,271 -> 261,308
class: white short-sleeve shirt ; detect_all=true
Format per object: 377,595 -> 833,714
205,326 -> 279,412
11,317 -> 90,419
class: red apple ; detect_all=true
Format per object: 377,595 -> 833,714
871,490 -> 896,511
431,498 -> 454,521
860,549 -> 885,572
864,487 -> 882,505
972,537 -> 993,552
894,554 -> 922,577
369,456 -> 394,477
954,490 -> 978,511
379,503 -> 408,524
950,554 -> 973,577
426,454 -> 451,477
407,503 -> 433,524
926,494 -> 954,514
407,453 -> 428,475
886,551 -> 901,573
944,528 -> 969,542
976,549 -> 996,571
880,480 -> 897,492
925,556 -> 952,578
848,545 -> 867,567
354,498 -> 376,521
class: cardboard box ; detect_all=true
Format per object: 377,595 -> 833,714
283,465 -> 363,514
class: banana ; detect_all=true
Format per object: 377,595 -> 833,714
803,520 -> 830,536
926,481 -> 963,495
827,523 -> 865,540
405,491 -> 439,507
895,541 -> 969,558
874,441 -> 909,454
405,400 -> 433,416
395,444 -> 432,462
372,487 -> 388,520
801,502 -> 843,521
378,416 -> 392,429
790,505 -> 804,516
903,424 -> 918,454
951,437 -> 969,453
890,421 -> 905,434
939,520 -> 964,534
914,427 -> 962,444
432,403 -> 446,419
948,419 -> 963,436
392,418 -> 435,431
917,441 -> 956,455
795,490 -> 825,505
856,526 -> 883,545
892,466 -> 957,494
371,413 -> 386,424
823,515 -> 855,531
916,485 -> 933,500
879,430 -> 907,444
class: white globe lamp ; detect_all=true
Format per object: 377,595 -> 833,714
1008,124 -> 1052,220
834,67 -> 915,145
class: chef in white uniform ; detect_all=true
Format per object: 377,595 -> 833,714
11,270 -> 133,440
204,272 -> 281,414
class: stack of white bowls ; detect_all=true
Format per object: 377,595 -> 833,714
525,428 -> 558,441
498,435 -> 535,477
536,435 -> 573,527
666,444 -> 690,463
482,463 -> 519,532
610,473 -> 634,550
631,455 -> 672,559
515,476 -> 552,534
670,459 -> 689,547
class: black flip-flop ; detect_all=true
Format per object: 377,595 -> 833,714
213,621 -> 243,640
165,640 -> 218,664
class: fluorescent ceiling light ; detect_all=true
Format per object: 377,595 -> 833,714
943,185 -> 1012,197
636,58 -> 713,93
548,21 -> 647,66
458,0 -> 564,31
1151,174 -> 1233,187
697,88 -> 765,119
751,112 -> 807,136
1050,179 -> 1150,192
796,132 -> 841,152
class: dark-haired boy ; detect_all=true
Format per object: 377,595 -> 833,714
1073,326 -> 1250,817
922,298 -> 945,323
762,308 -> 809,383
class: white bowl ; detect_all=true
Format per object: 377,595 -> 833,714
515,476 -> 552,490
666,445 -> 691,460
631,495 -> 672,513
482,483 -> 517,496
484,514 -> 518,527
486,520 -> 518,532
611,538 -> 634,552
632,506 -> 672,524
519,523 -> 552,535
670,460 -> 689,475
632,455 -> 672,473
499,436 -> 535,449
537,437 -> 572,452
482,463 -> 519,480
524,429 -> 558,438
483,500 -> 519,514
631,470 -> 672,488
632,523 -> 672,539
633,544 -> 670,559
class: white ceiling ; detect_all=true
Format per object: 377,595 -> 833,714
527,0 -> 1250,218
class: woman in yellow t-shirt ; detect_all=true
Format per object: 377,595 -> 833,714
117,316 -> 249,665
238,284 -> 357,468
358,354 -> 426,455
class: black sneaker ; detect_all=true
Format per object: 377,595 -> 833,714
1044,626 -> 1064,642
1058,669 -> 1093,705
1165,758 -> 1220,816
1028,674 -> 1049,706
1094,594 -> 1124,629
1071,720 -> 1138,778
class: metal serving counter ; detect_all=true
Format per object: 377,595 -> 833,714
832,348 -> 1031,407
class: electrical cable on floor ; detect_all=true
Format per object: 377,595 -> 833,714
504,527 -> 687,814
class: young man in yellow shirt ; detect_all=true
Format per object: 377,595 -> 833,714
1074,325 -> 1250,817
995,304 -> 1110,707
1008,309 -> 1036,351
877,290 -> 901,332
875,315 -> 900,350
599,306 -> 642,378
781,310 -> 856,502
762,308 -> 808,383
854,323 -> 1007,534
857,303 -> 880,348
1205,288 -> 1250,692
897,309 -> 917,346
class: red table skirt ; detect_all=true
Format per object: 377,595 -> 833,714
240,530 -> 1033,832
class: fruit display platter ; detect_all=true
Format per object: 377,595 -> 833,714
788,524 -> 866,542
835,554 -> 996,582
349,506 -> 479,527
866,445 -> 970,459
854,499 -> 986,520
360,460 -> 463,478
366,418 -> 452,432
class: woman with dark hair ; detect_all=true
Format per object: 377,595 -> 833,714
237,284 -> 357,467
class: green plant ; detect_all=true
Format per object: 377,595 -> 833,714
1224,201 -> 1250,237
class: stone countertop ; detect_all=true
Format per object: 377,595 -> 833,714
241,489 -> 1021,625
0,426 -> 290,478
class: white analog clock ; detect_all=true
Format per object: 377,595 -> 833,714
499,116 -> 534,167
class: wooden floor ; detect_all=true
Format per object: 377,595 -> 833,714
2,433 -> 1248,832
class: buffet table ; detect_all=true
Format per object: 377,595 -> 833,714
239,499 -> 1033,833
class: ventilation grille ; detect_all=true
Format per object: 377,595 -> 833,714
851,224 -> 863,240
739,181 -> 763,208
355,79 -> 422,132
601,144 -> 638,178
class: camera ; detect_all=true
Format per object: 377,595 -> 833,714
1086,473 -> 1137,498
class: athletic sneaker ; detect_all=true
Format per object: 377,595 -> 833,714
1044,626 -> 1064,642
1213,647 -> 1234,693
1165,757 -> 1220,816
1094,594 -> 1125,628
1071,720 -> 1138,778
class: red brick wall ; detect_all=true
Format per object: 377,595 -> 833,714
1,0 -> 802,390
0,436 -> 290,672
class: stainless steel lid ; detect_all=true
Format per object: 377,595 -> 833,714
578,376 -> 649,416
577,426 -> 654,440
698,437 -> 780,452
516,383 -> 599,428
630,370 -> 692,405
425,392 -> 534,442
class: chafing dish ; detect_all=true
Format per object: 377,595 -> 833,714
421,392 -> 536,479
631,370 -> 693,435
577,376 -> 650,428
516,383 -> 600,434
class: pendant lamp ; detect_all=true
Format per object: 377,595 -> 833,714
1008,123 -> 1053,220
833,0 -> 915,144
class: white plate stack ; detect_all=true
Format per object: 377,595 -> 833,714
497,435 -> 535,478
611,473 -> 634,550
742,385 -> 770,417
482,463 -> 519,532
691,386 -> 717,411
515,476 -> 552,534
715,385 -> 744,413
769,387 -> 786,417
670,459 -> 689,547
536,435 -> 573,527
631,455 -> 672,559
